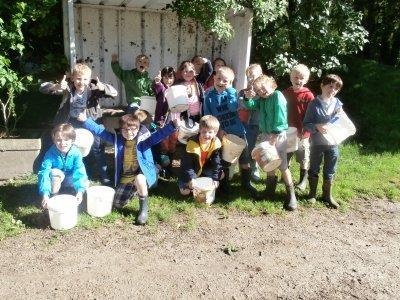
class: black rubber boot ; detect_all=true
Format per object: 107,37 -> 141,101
241,169 -> 259,199
284,184 -> 297,211
264,175 -> 278,198
322,179 -> 339,209
308,175 -> 318,204
296,169 -> 308,191
218,167 -> 230,194
135,197 -> 149,225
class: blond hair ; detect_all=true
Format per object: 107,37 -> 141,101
217,66 -> 235,82
134,109 -> 153,127
72,63 -> 92,78
253,75 -> 277,91
246,64 -> 263,78
136,54 -> 149,62
199,115 -> 220,132
290,64 -> 310,81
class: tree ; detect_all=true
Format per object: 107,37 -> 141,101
169,0 -> 368,76
0,0 -> 60,136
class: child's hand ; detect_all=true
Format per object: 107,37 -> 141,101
217,129 -> 226,140
188,179 -> 195,189
95,76 -> 105,91
154,71 -> 162,84
76,192 -> 83,205
244,87 -> 256,99
172,118 -> 183,128
41,195 -> 49,209
212,180 -> 219,188
268,134 -> 277,145
111,53 -> 118,62
316,124 -> 327,134
77,111 -> 87,122
59,74 -> 68,91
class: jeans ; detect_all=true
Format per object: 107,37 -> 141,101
309,145 -> 339,180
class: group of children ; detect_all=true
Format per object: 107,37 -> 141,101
37,53 -> 347,225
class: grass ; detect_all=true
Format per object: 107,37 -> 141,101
1,142 -> 399,241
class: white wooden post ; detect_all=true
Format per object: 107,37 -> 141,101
62,0 -> 76,71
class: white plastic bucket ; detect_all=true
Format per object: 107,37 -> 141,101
251,142 -> 282,172
192,177 -> 216,205
165,85 -> 189,113
177,122 -> 199,144
140,96 -> 157,115
74,128 -> 94,157
47,194 -> 78,230
286,127 -> 299,153
86,185 -> 115,217
323,112 -> 356,145
222,134 -> 246,163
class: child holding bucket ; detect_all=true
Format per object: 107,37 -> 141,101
111,53 -> 154,112
77,112 -> 182,225
39,63 -> 118,186
283,64 -> 315,191
203,66 -> 259,199
178,115 -> 222,198
302,74 -> 345,209
38,123 -> 89,209
244,75 -> 298,211
238,63 -> 264,182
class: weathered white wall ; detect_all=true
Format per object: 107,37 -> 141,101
67,3 -> 252,107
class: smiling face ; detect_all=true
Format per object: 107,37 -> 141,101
290,71 -> 308,91
214,72 -> 232,93
121,124 -> 139,141
53,132 -> 73,154
199,127 -> 217,146
182,66 -> 196,82
255,82 -> 275,98
162,74 -> 175,87
72,71 -> 91,94
136,56 -> 150,73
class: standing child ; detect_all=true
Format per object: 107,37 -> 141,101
111,53 -> 153,111
302,74 -> 344,209
283,64 -> 315,191
153,66 -> 176,125
191,55 -> 213,86
38,123 -> 88,209
39,63 -> 117,185
203,66 -> 259,199
238,63 -> 264,182
77,112 -> 181,225
178,115 -> 222,196
244,75 -> 297,211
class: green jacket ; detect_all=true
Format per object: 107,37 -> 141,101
244,90 -> 288,134
111,62 -> 153,104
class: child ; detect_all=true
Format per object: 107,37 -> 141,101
191,55 -> 213,86
302,74 -> 344,209
153,66 -> 176,125
174,61 -> 205,123
178,115 -> 222,196
204,57 -> 226,91
111,53 -> 153,111
283,64 -> 315,191
39,63 -> 118,185
203,66 -> 259,199
244,75 -> 297,211
238,63 -> 264,182
77,112 -> 181,225
38,123 -> 88,209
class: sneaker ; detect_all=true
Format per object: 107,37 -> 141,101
251,168 -> 261,182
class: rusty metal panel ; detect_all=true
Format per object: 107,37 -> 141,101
196,24 -> 213,60
161,12 -> 179,70
80,7 -> 101,76
178,18 -> 197,64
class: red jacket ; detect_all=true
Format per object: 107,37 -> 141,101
283,86 -> 314,138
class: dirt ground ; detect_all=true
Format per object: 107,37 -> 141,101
0,198 -> 399,299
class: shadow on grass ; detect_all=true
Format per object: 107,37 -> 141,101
0,177 -> 50,229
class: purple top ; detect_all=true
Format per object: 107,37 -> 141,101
152,81 -> 169,124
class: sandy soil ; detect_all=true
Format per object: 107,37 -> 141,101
0,198 -> 399,299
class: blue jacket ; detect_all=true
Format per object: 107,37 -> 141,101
83,118 -> 177,187
38,144 -> 88,197
203,87 -> 246,137
303,96 -> 343,146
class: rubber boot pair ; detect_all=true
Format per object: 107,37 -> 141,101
240,169 -> 260,199
307,176 -> 339,209
218,167 -> 230,194
135,197 -> 149,225
296,169 -> 308,191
